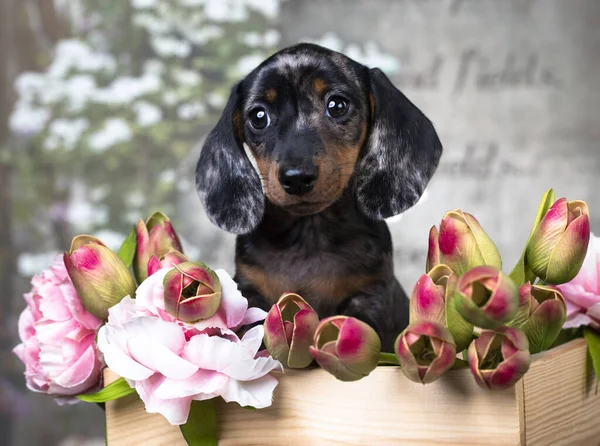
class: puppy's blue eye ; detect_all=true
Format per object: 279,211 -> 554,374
326,96 -> 349,119
249,107 -> 270,130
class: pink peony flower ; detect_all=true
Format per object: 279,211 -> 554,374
13,256 -> 104,402
558,234 -> 600,329
97,268 -> 281,425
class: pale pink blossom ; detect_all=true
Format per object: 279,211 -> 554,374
13,256 -> 104,402
558,234 -> 600,329
97,268 -> 280,425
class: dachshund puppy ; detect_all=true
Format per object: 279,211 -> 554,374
196,43 -> 442,351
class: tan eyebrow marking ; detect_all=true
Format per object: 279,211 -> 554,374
264,88 -> 277,102
313,78 -> 328,96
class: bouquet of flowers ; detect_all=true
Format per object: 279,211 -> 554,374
13,189 -> 600,445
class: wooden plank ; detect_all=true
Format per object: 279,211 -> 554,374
105,365 -> 519,445
214,366 -> 518,446
522,338 -> 600,446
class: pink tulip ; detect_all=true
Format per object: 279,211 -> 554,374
64,235 -> 137,320
526,198 -> 590,284
13,256 -> 104,402
558,234 -> 600,329
427,210 -> 502,275
410,265 -> 474,351
147,251 -> 188,277
163,262 -> 222,323
512,283 -> 566,353
454,266 -> 519,329
395,321 -> 456,384
134,212 -> 184,283
468,326 -> 530,390
97,267 -> 280,425
264,293 -> 319,368
310,316 -> 381,382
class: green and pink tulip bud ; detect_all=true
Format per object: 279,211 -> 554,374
134,212 -> 183,284
410,264 -> 473,351
264,293 -> 319,368
454,266 -> 519,329
427,210 -> 502,275
147,251 -> 188,277
163,262 -> 221,323
64,235 -> 137,320
468,326 -> 531,390
310,316 -> 381,382
395,320 -> 456,384
510,283 -> 566,353
526,198 -> 590,284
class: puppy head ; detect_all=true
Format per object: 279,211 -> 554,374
196,43 -> 442,234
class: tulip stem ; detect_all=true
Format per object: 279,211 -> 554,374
378,352 -> 400,365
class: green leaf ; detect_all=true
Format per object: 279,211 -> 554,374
378,352 -> 400,365
77,377 -> 135,403
550,327 -> 582,349
509,189 -> 556,285
118,225 -> 137,268
446,292 -> 474,352
180,399 -> 218,446
451,358 -> 469,369
583,327 -> 600,393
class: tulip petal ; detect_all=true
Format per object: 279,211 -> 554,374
409,274 -> 445,325
396,334 -> 424,383
263,304 -> 290,365
526,198 -> 569,278
521,299 -> 566,353
546,214 -> 591,284
422,339 -> 456,384
426,226 -> 440,273
464,213 -> 503,270
194,269 -> 249,330
309,346 -> 360,382
335,318 -> 381,376
445,291 -> 474,352
489,350 -> 531,389
287,309 -> 319,368
220,374 -> 279,409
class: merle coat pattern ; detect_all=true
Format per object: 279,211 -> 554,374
196,43 -> 443,351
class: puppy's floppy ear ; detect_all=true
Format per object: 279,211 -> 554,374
196,83 -> 264,234
356,68 -> 442,220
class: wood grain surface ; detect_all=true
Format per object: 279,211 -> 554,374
105,338 -> 599,445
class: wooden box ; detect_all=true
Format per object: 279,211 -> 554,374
104,338 -> 600,445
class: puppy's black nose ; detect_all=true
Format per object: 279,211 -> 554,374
278,164 -> 318,196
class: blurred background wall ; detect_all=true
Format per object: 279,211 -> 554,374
1,0 -> 598,444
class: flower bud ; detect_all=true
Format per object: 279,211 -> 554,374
515,283 -> 566,353
163,262 -> 221,323
64,235 -> 137,320
310,316 -> 381,382
468,326 -> 531,390
426,226 -> 441,273
395,321 -> 456,384
454,266 -> 519,329
147,251 -> 188,277
526,198 -> 591,284
429,210 -> 502,276
410,265 -> 474,351
134,212 -> 183,284
264,293 -> 319,368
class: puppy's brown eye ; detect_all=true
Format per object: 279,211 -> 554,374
249,107 -> 270,130
326,96 -> 349,119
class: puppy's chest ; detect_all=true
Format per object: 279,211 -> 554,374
237,233 -> 389,309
